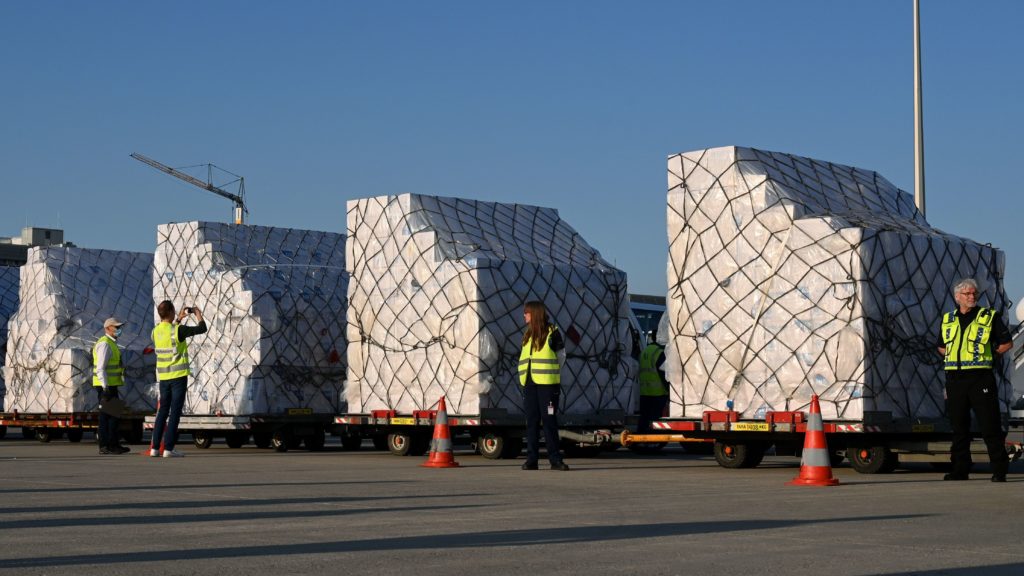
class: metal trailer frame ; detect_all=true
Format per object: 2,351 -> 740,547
0,410 -> 146,444
144,410 -> 336,452
333,407 -> 629,459
623,408 -> 1024,474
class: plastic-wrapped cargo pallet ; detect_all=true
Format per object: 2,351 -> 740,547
3,247 -> 156,412
0,266 -> 20,409
154,222 -> 347,415
666,146 -> 1009,420
346,193 -> 636,415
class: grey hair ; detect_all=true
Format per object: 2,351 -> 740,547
953,278 -> 978,295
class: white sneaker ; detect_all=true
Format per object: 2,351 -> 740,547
149,449 -> 159,457
162,449 -> 185,458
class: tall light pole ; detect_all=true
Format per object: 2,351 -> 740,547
914,0 -> 926,217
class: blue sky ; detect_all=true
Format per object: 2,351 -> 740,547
2,1 -> 1022,309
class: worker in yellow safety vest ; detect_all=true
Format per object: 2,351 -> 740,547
518,300 -> 569,471
937,278 -> 1012,482
637,342 -> 669,435
93,317 -> 130,455
149,300 -> 207,458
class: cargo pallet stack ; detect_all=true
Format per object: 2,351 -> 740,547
1,247 -> 155,443
634,146 -> 1023,472
337,193 -> 637,458
149,221 -> 348,452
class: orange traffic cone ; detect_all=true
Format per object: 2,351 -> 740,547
788,395 -> 839,486
421,396 -> 460,468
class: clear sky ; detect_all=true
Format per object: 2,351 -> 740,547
2,1 -> 1022,309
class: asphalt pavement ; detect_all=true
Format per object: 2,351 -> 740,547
1,435 -> 1023,576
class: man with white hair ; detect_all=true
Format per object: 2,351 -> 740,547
937,278 -> 1012,482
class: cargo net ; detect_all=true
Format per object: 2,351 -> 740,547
3,247 -> 157,413
346,193 -> 636,415
0,266 -> 20,407
666,146 -> 1009,421
155,222 -> 348,415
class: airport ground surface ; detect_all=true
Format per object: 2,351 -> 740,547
1,435 -> 1023,576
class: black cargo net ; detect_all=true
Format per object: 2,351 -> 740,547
346,193 -> 636,415
155,222 -> 348,415
666,147 -> 1008,420
0,266 -> 21,404
4,248 -> 156,412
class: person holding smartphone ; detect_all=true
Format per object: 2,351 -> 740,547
149,300 -> 207,457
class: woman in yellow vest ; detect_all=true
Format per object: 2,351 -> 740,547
518,301 -> 569,471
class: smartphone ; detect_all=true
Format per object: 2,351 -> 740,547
185,307 -> 194,314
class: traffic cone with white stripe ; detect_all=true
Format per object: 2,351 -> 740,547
421,396 -> 460,468
788,394 -> 840,486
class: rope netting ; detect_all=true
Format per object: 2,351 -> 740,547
345,193 -> 636,415
155,222 -> 348,415
0,266 -> 20,407
3,247 -> 157,412
666,146 -> 1009,420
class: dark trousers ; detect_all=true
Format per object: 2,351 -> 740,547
150,376 -> 188,452
946,370 -> 1009,476
637,395 -> 669,434
523,382 -> 564,465
95,388 -> 120,449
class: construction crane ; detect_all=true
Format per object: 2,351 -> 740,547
130,152 -> 248,224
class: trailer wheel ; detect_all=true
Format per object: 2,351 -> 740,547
193,431 -> 214,449
713,441 -> 765,469
271,431 -> 290,452
848,445 -> 897,474
36,428 -> 62,443
388,432 -> 415,456
477,432 -> 522,459
340,431 -> 362,451
225,431 -> 248,449
829,448 -> 845,468
253,431 -> 272,449
66,428 -> 84,443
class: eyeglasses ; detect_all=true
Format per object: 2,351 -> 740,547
959,291 -> 977,297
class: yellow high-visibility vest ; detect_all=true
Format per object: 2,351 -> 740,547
92,334 -> 124,387
941,307 -> 995,370
638,344 -> 667,397
519,326 -> 561,386
152,322 -> 190,380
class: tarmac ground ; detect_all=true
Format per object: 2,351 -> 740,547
1,433 -> 1023,576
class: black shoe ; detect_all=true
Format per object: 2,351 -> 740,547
550,462 -> 570,471
521,462 -> 538,470
113,445 -> 130,454
992,474 -> 1007,483
98,447 -> 113,455
943,473 -> 969,481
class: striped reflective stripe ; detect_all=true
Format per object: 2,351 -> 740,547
156,363 -> 190,374
944,360 -> 992,368
431,436 -> 453,453
800,447 -> 832,467
154,348 -> 175,354
806,412 -> 823,431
